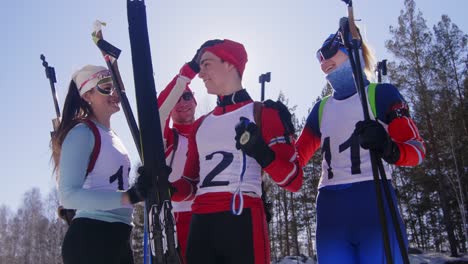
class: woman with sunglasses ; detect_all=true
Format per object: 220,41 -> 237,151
156,61 -> 199,263
52,65 -> 151,264
296,28 -> 426,263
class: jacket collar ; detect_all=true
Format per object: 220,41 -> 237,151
216,89 -> 251,107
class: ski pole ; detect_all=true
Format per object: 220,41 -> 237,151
91,21 -> 142,159
340,16 -> 394,264
340,1 -> 410,263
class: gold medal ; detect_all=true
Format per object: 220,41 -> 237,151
240,131 -> 250,145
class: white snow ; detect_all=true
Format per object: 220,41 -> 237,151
409,252 -> 468,264
272,253 -> 468,264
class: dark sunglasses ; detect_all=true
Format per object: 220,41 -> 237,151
178,92 -> 194,103
96,83 -> 116,96
318,20 -> 363,61
318,30 -> 342,61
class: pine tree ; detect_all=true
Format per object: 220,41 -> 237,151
431,14 -> 468,252
385,0 -> 462,256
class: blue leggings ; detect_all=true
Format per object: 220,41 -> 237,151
316,180 -> 408,264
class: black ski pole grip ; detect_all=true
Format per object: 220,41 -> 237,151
97,39 -> 121,59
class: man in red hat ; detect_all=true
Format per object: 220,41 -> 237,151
157,60 -> 200,264
171,39 -> 303,264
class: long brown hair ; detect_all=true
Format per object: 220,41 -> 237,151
51,80 -> 94,175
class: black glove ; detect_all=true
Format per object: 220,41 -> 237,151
126,166 -> 151,204
235,117 -> 275,168
126,165 -> 172,204
354,120 -> 400,164
187,58 -> 200,74
263,99 -> 296,137
187,39 -> 224,73
169,183 -> 178,196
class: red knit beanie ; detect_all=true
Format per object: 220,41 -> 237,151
202,39 -> 248,78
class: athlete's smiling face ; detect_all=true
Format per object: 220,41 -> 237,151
320,49 -> 348,74
83,82 -> 121,117
171,90 -> 196,125
198,51 -> 231,95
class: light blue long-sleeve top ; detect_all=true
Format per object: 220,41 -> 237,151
57,121 -> 133,225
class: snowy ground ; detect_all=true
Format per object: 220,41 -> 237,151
272,253 -> 468,264
273,255 -> 315,264
409,252 -> 468,264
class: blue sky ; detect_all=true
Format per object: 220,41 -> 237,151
1,0 -> 466,210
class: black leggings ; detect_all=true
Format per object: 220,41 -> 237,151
62,218 -> 134,264
186,209 -> 258,264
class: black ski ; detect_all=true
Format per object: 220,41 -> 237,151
127,1 -> 181,263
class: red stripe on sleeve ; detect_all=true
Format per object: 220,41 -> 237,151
388,117 -> 426,166
260,107 -> 303,192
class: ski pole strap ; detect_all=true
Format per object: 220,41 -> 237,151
231,151 -> 247,215
92,20 -> 106,44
